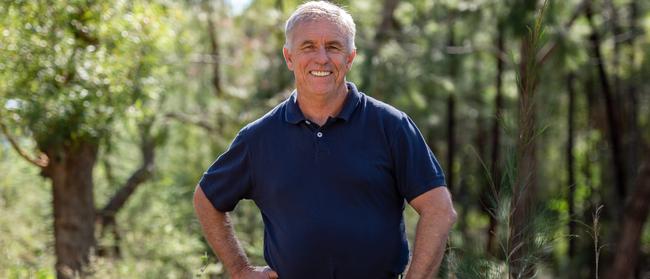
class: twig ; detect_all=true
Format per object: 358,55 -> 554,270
164,112 -> 216,132
593,205 -> 604,279
0,121 -> 48,168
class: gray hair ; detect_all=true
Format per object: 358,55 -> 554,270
284,1 -> 356,52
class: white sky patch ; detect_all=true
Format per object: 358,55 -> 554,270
5,99 -> 21,110
225,0 -> 252,15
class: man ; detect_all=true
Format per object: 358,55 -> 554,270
193,2 -> 456,279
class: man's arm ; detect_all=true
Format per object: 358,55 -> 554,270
193,185 -> 278,279
405,187 -> 457,279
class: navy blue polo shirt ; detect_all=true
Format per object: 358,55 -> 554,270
200,82 -> 446,279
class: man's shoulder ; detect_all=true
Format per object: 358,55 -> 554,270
360,92 -> 409,125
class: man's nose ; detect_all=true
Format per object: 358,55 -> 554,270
314,46 -> 329,64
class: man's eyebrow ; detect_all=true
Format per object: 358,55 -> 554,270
326,41 -> 344,47
299,40 -> 315,47
298,40 -> 344,47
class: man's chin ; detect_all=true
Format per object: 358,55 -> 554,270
296,80 -> 348,95
299,85 -> 335,95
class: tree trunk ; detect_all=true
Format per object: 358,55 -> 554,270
468,57 -> 487,244
471,115 -> 488,241
445,20 -> 459,194
583,73 -> 600,278
205,1 -> 222,97
605,158 -> 650,279
604,0 -> 623,100
485,20 -> 505,256
607,3 -> 646,276
509,35 -> 538,279
359,0 -> 400,93
566,73 -> 577,260
623,0 -> 641,220
585,0 -> 627,202
42,142 -> 98,279
446,95 -> 456,194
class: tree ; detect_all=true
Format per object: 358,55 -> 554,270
508,1 -> 548,277
485,17 -> 506,256
0,1 -> 176,277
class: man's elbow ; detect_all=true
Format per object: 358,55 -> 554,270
193,184 -> 200,202
434,189 -> 457,226
446,205 -> 458,226
193,184 -> 209,212
419,202 -> 457,228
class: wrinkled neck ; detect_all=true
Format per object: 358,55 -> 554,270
296,86 -> 348,126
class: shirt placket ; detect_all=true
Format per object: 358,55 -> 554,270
303,119 -> 334,161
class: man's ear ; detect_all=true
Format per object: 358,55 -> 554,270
346,49 -> 356,70
283,47 -> 294,71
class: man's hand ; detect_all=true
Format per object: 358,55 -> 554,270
194,186 -> 279,279
233,266 -> 278,279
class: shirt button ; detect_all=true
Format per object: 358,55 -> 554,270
316,132 -> 323,138
305,120 -> 311,125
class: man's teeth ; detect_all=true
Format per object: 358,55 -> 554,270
310,71 -> 332,77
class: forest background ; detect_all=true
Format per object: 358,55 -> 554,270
1,0 -> 649,278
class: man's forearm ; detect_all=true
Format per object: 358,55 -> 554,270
405,210 -> 455,279
406,187 -> 457,279
193,186 -> 251,277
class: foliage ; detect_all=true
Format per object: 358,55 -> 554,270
0,0 -> 179,148
1,0 -> 650,278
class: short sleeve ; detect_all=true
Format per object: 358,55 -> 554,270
199,129 -> 253,212
390,113 -> 446,202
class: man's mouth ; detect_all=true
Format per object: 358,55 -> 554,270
310,71 -> 332,77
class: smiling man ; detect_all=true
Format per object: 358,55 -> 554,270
193,2 -> 456,279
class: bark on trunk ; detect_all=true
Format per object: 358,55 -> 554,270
469,57 -> 487,243
470,115 -> 488,241
566,73 -> 577,259
42,142 -> 98,279
605,0 -> 623,100
359,0 -> 400,93
585,0 -> 627,202
485,20 -> 505,256
576,73 -> 603,277
445,21 -> 459,193
446,94 -> 456,194
623,0 -> 641,217
606,3 -> 646,276
605,158 -> 650,279
509,36 -> 538,279
205,1 -> 222,97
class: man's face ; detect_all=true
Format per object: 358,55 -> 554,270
283,19 -> 356,98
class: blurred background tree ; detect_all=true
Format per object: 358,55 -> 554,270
1,0 -> 649,278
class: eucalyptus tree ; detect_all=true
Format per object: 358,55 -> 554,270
0,1 -> 181,277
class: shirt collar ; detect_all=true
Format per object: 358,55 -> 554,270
336,82 -> 361,122
283,82 -> 362,124
284,91 -> 305,124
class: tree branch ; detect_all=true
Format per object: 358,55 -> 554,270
205,2 -> 223,97
96,122 -> 157,256
98,128 -> 156,220
0,121 -> 48,168
536,0 -> 588,65
165,112 -> 216,132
